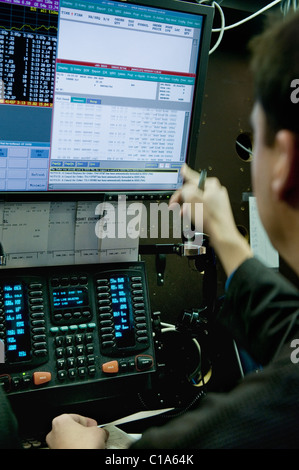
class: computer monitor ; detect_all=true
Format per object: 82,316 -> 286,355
0,0 -> 213,194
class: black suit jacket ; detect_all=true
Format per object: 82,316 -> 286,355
131,258 -> 299,449
0,385 -> 21,449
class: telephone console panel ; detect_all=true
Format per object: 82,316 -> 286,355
0,262 -> 156,396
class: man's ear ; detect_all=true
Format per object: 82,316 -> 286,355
272,130 -> 299,208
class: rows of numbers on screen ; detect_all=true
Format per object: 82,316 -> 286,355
0,30 -> 57,104
4,283 -> 30,361
110,277 -> 131,338
51,99 -> 185,162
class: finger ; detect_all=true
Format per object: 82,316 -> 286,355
180,182 -> 204,204
69,414 -> 98,427
102,427 -> 110,442
85,417 -> 98,427
180,164 -> 200,186
169,188 -> 183,207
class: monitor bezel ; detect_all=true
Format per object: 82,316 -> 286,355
0,0 -> 214,200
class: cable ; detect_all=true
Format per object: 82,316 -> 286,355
209,2 -> 225,54
196,0 -> 283,54
195,1 -> 225,54
236,140 -> 253,156
160,321 -> 210,387
212,0 -> 283,32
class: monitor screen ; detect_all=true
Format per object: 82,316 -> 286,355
0,0 -> 213,194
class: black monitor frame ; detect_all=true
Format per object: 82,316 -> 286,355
0,0 -> 214,200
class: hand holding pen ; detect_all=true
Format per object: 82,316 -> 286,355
169,164 -> 253,276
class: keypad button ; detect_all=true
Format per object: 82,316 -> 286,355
33,341 -> 47,350
134,310 -> 145,316
96,279 -> 108,285
31,312 -> 45,319
33,349 -> 47,357
57,359 -> 66,369
102,340 -> 114,348
99,320 -> 113,327
136,356 -> 153,371
77,356 -> 85,366
65,335 -> 73,345
97,286 -> 109,292
87,355 -> 95,365
33,334 -> 46,342
86,344 -> 94,354
66,346 -> 75,357
29,290 -> 43,297
61,277 -> 69,286
29,283 -> 43,290
100,327 -> 113,334
53,329 -> 97,383
135,316 -> 146,322
75,334 -> 84,344
68,369 -> 77,379
32,327 -> 46,335
32,320 -> 45,327
67,357 -> 76,368
88,366 -> 96,376
56,348 -> 64,358
137,336 -> 148,343
78,367 -> 87,377
76,345 -> 84,355
134,303 -> 145,309
58,370 -> 67,381
133,296 -> 144,302
85,333 -> 93,343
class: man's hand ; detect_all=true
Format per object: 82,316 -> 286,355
169,164 -> 253,276
46,413 -> 109,449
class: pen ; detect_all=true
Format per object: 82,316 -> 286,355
198,169 -> 207,191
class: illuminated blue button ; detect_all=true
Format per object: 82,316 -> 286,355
69,325 -> 78,331
50,327 -> 59,334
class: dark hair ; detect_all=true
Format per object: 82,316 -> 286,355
249,12 -> 299,145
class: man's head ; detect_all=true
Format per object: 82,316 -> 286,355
249,12 -> 299,145
249,12 -> 299,271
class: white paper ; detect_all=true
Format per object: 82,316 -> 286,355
100,408 -> 174,449
2,201 -> 50,267
104,425 -> 140,449
249,196 -> 279,268
75,200 -> 102,264
48,200 -> 77,265
0,198 -> 141,268
96,198 -> 141,263
100,408 -> 174,428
